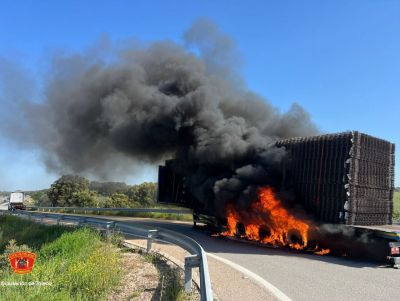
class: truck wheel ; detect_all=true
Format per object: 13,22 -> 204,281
235,222 -> 246,237
287,229 -> 303,246
259,225 -> 271,241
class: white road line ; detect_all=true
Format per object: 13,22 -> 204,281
207,253 -> 292,301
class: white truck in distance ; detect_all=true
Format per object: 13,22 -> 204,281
8,191 -> 26,210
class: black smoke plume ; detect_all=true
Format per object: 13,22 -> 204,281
0,19 -> 318,211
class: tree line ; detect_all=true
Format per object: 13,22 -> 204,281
30,175 -> 157,208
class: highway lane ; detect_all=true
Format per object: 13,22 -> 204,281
114,217 -> 400,301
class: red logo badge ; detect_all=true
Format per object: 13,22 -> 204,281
8,252 -> 37,274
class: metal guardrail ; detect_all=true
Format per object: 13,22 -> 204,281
26,206 -> 193,215
0,209 -> 212,301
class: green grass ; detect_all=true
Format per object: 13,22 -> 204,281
393,191 -> 400,222
0,217 -> 122,301
0,215 -> 72,252
39,208 -> 193,222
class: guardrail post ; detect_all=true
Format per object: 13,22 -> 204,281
105,221 -> 115,238
184,255 -> 200,293
147,229 -> 158,252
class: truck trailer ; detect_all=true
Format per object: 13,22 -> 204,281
157,131 -> 400,267
8,191 -> 26,211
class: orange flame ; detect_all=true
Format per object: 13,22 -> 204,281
221,186 -> 329,254
314,248 -> 330,255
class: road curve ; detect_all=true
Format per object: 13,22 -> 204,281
112,217 -> 399,301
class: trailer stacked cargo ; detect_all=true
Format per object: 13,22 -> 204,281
277,131 -> 395,225
277,133 -> 349,223
346,132 -> 395,225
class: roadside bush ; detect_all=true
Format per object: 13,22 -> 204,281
105,193 -> 139,208
29,189 -> 50,206
69,190 -> 98,207
126,182 -> 157,206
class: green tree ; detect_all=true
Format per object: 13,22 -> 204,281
70,190 -> 98,207
105,193 -> 137,208
47,175 -> 90,206
30,189 -> 49,202
126,182 -> 157,206
30,189 -> 51,206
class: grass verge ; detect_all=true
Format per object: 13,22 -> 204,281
393,191 -> 400,222
0,215 -> 72,252
37,208 -> 193,222
0,216 -> 122,301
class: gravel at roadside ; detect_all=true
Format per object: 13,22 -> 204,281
125,237 -> 276,301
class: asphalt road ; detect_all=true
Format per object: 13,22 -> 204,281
115,218 -> 400,301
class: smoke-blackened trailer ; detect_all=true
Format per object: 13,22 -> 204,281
158,131 -> 395,226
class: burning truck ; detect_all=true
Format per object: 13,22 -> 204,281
158,131 -> 400,267
8,20 -> 396,266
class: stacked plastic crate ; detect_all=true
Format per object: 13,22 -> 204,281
277,131 -> 395,225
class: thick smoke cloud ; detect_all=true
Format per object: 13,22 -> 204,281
1,19 -> 318,209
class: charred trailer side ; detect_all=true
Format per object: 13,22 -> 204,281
157,160 -> 211,212
277,131 -> 395,226
157,160 -> 189,207
157,160 -> 222,227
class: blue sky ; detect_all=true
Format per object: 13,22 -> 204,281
0,0 -> 399,190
